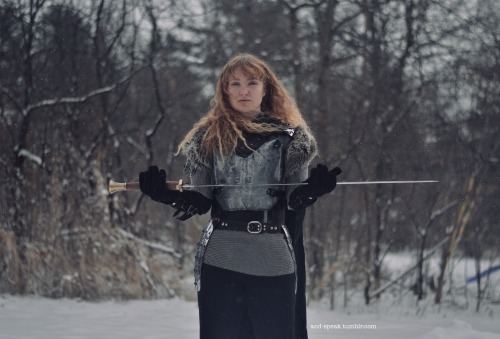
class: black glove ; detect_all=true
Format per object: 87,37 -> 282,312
172,191 -> 212,221
139,166 -> 178,204
289,164 -> 342,210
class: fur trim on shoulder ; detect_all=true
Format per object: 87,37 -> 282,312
181,125 -> 317,177
285,127 -> 318,177
181,129 -> 210,176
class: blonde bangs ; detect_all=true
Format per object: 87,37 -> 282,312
220,57 -> 267,90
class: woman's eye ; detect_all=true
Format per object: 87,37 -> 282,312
230,82 -> 240,86
249,81 -> 258,85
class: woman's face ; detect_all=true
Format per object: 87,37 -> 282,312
226,68 -> 265,118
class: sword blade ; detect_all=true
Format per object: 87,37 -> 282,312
337,180 -> 439,185
180,180 -> 438,189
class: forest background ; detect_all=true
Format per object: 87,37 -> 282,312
0,0 -> 498,310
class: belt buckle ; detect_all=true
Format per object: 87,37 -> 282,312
247,221 -> 262,234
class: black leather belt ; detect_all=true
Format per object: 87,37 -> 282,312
212,210 -> 284,234
213,219 -> 283,234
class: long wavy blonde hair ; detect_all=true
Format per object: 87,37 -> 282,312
176,53 -> 312,160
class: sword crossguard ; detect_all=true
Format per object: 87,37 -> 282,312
176,179 -> 184,192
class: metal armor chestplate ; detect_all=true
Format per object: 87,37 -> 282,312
212,134 -> 289,211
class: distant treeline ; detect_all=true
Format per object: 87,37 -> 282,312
0,0 -> 498,305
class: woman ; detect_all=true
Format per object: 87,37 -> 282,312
139,53 -> 341,339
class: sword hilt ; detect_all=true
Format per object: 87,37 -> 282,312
108,179 -> 184,194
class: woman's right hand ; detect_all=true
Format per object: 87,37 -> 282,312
289,164 -> 342,209
139,166 -> 177,204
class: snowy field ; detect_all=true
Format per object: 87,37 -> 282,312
1,253 -> 499,338
1,295 -> 500,339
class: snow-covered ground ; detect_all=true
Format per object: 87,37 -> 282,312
0,295 -> 499,339
1,253 -> 499,338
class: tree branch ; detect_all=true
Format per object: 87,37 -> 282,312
21,68 -> 144,117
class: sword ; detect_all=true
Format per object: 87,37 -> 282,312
108,179 -> 438,194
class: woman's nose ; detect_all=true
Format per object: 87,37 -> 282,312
240,86 -> 249,95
